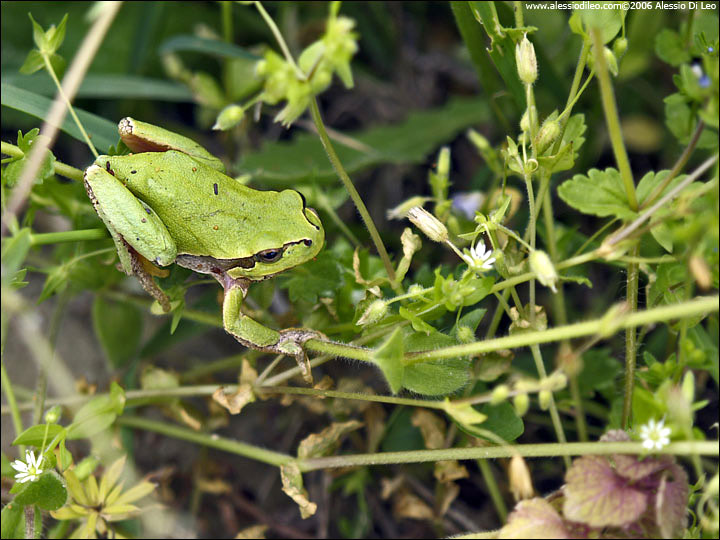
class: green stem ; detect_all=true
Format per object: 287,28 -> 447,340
622,246 -> 639,429
641,120 -> 705,209
253,1 -> 305,79
1,361 -> 25,453
298,440 -> 718,471
591,28 -> 637,210
530,344 -> 570,468
117,415 -> 293,467
43,55 -> 98,158
401,295 -> 718,365
29,228 -> 107,246
478,459 -> 508,522
309,98 -> 397,284
1,141 -> 84,182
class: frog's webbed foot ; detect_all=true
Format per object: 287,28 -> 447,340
274,329 -> 326,385
128,248 -> 172,312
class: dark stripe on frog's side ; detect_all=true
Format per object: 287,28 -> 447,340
175,239 -> 313,278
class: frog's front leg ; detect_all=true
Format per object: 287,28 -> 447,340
84,164 -> 177,312
221,280 -> 317,385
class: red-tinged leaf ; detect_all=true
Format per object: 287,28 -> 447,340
563,456 -> 647,527
612,453 -> 674,480
498,498 -> 571,539
655,464 -> 689,539
599,429 -> 630,442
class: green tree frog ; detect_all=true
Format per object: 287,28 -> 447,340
84,118 -> 324,382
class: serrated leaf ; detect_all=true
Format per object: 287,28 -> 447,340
371,328 -> 405,393
92,296 -> 142,369
558,168 -> 637,220
563,456 -> 647,527
14,471 -> 68,510
499,498 -> 570,539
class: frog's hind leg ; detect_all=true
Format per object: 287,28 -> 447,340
84,163 -> 177,312
127,244 -> 172,312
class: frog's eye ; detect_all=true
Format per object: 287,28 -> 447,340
255,248 -> 283,263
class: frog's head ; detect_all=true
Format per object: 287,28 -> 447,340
226,191 -> 324,281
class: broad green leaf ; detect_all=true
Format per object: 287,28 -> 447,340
371,328 -> 405,393
0,502 -> 24,538
12,424 -> 66,448
67,383 -> 125,439
558,168 -> 636,219
1,83 -> 118,152
13,471 -> 68,510
92,296 -> 142,369
237,97 -> 490,185
403,332 -> 469,395
578,8 -> 623,43
655,28 -> 690,66
557,168 -> 685,220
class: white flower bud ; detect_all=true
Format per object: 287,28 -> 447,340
529,250 -> 558,293
515,34 -> 537,85
407,206 -> 449,243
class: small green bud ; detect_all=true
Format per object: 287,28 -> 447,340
357,299 -> 388,326
213,104 -> 245,131
529,250 -> 558,293
408,284 -> 425,295
534,119 -> 561,154
613,37 -> 628,59
491,384 -> 510,405
467,129 -> 490,151
513,393 -> 530,416
515,34 -> 538,85
436,146 -> 450,180
538,389 -> 552,411
604,47 -> 619,76
44,405 -> 62,424
456,325 -> 475,344
407,206 -> 449,243
520,111 -> 531,133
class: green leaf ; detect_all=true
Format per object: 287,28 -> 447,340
13,471 -> 68,511
91,296 -> 142,369
558,168 -> 636,220
650,222 -> 673,252
664,93 -> 694,144
28,13 -> 47,51
475,401 -> 524,441
1,83 -> 118,152
579,8 -> 623,43
655,28 -> 690,66
371,328 -> 405,393
67,383 -> 126,439
158,35 -> 260,60
282,253 -> 343,304
12,424 -> 66,448
1,228 -> 32,288
0,502 -> 24,538
45,13 -> 68,54
403,332 -> 469,396
237,97 -> 490,185
19,49 -> 44,74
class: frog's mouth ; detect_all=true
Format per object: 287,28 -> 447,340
176,238 -> 314,277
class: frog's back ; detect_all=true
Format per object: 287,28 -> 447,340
108,151 -> 315,259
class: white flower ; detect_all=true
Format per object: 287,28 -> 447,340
11,450 -> 44,483
639,418 -> 671,451
461,240 -> 496,271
